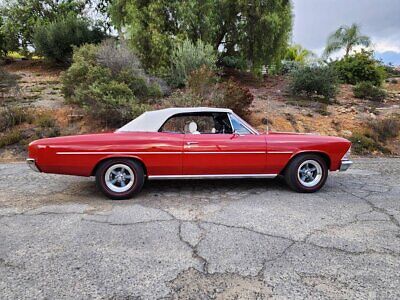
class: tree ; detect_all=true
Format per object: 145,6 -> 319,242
110,0 -> 292,74
33,14 -> 105,63
0,17 -> 7,57
0,0 -> 86,55
284,44 -> 315,63
324,23 -> 371,58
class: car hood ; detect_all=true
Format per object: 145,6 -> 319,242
266,131 -> 350,143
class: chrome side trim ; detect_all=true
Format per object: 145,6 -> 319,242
185,151 -> 266,154
56,152 -> 182,155
26,158 -> 40,172
340,160 -> 353,172
148,174 -> 277,180
56,151 -> 267,155
267,151 -> 293,154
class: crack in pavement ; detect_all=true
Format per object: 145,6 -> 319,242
81,217 -> 175,226
337,182 -> 400,229
178,222 -> 209,273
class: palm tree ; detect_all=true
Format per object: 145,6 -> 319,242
324,24 -> 371,57
285,44 -> 315,63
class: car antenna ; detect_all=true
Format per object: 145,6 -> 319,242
266,94 -> 270,134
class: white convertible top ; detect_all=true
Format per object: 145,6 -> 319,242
117,107 -> 233,132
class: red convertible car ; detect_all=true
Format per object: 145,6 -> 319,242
27,107 -> 352,199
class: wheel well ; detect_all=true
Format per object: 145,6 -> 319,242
280,151 -> 331,175
91,157 -> 148,177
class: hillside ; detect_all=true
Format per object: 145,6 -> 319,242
1,60 -> 400,161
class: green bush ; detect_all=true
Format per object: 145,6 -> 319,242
169,39 -> 217,87
288,65 -> 339,100
349,132 -> 383,155
333,50 -> 386,86
0,129 -> 23,148
349,115 -> 399,155
62,42 -> 160,127
0,107 -> 34,131
278,60 -> 302,75
353,82 -> 387,102
0,17 -> 7,57
35,112 -> 56,128
220,56 -> 248,70
33,14 -> 105,63
370,115 -> 400,142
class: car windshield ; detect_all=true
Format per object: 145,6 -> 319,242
230,113 -> 259,135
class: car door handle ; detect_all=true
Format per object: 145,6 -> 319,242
186,142 -> 199,145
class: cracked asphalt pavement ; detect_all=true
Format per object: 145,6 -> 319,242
1,158 -> 400,299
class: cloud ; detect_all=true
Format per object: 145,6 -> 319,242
292,0 -> 400,57
373,39 -> 400,54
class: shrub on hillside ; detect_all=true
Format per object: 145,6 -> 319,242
349,115 -> 399,155
162,77 -> 253,120
278,60 -> 302,75
349,132 -> 384,155
96,39 -> 144,76
370,115 -> 400,142
162,91 -> 204,108
0,107 -> 33,132
220,56 -> 248,70
0,69 -> 20,94
217,79 -> 254,120
353,81 -> 386,102
62,41 -> 161,127
333,50 -> 386,86
35,112 -> 57,128
0,129 -> 23,148
33,14 -> 105,63
288,65 -> 339,100
169,39 -> 217,87
187,66 -> 219,99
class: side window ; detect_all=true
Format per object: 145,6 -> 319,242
160,115 -> 187,133
159,112 -> 233,134
229,114 -> 252,135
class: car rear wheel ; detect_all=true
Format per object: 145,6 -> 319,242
284,154 -> 328,193
95,159 -> 145,200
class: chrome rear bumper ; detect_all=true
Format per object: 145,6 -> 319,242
340,160 -> 353,172
27,158 -> 40,172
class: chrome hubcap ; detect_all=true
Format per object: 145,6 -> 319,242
297,160 -> 323,188
105,164 -> 135,193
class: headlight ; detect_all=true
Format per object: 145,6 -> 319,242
342,147 -> 351,160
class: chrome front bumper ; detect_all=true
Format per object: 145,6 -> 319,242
340,160 -> 353,172
27,158 -> 40,172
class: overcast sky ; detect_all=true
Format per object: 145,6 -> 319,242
292,0 -> 400,65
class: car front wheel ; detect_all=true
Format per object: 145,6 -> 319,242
284,154 -> 328,193
95,159 -> 145,200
